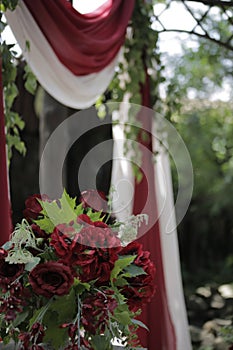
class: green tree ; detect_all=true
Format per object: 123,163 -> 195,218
164,32 -> 233,285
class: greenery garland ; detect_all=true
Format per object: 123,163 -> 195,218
97,0 -> 165,180
1,0 -> 37,160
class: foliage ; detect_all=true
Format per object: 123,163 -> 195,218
0,0 -> 18,12
1,3 -> 37,161
109,0 -> 162,106
172,100 -> 233,206
219,325 -> 233,345
163,36 -> 233,119
96,0 -> 165,180
170,99 -> 233,281
0,190 -> 155,349
152,5 -> 233,282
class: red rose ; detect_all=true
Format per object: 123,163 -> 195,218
119,243 -> 156,311
80,190 -> 108,212
77,246 -> 121,285
119,241 -> 142,257
50,221 -> 121,285
0,257 -> 24,285
77,214 -> 93,226
29,262 -> 74,298
23,194 -> 50,221
77,214 -> 108,229
75,218 -> 121,248
50,225 -> 76,259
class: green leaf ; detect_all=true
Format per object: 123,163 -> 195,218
113,276 -> 128,287
29,307 -> 44,328
25,40 -> 30,51
25,257 -> 41,271
0,4 -> 6,11
131,318 -> 149,331
90,335 -> 113,350
5,82 -> 18,109
113,310 -> 131,326
13,310 -> 29,327
24,74 -> 37,94
87,209 -> 103,222
43,310 -> 68,350
34,216 -> 55,234
24,64 -> 37,94
49,289 -> 76,323
123,264 -> 147,278
73,278 -> 90,294
59,189 -> 79,219
110,255 -> 136,283
38,247 -> 57,261
37,190 -> 79,231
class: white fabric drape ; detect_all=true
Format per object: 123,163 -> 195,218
153,140 -> 192,350
111,108 -> 192,349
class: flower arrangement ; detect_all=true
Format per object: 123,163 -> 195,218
0,190 -> 155,350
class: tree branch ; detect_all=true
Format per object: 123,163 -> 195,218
182,0 -> 233,7
157,28 -> 233,51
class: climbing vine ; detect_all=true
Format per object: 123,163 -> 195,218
109,0 -> 163,107
101,0 -> 165,180
1,0 -> 37,160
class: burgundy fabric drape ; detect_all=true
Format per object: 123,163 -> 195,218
23,0 -> 135,76
133,73 -> 176,349
0,59 -> 12,246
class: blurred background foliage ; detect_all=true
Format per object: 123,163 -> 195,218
162,32 -> 233,288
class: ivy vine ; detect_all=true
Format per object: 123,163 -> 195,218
98,0 -> 165,181
1,0 -> 37,161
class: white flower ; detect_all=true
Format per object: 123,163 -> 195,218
5,219 -> 38,264
118,214 -> 148,245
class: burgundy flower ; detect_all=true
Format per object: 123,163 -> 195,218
82,260 -> 110,285
50,225 -> 75,259
75,217 -> 121,248
50,219 -> 121,285
80,190 -> 108,212
0,294 -> 24,321
82,247 -> 122,286
118,241 -> 156,311
77,214 -> 93,226
29,262 -> 74,298
119,241 -> 142,257
31,322 -> 45,343
121,260 -> 156,311
0,258 -> 24,285
23,194 -> 50,221
82,291 -> 117,334
18,332 -> 30,348
61,322 -> 91,349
